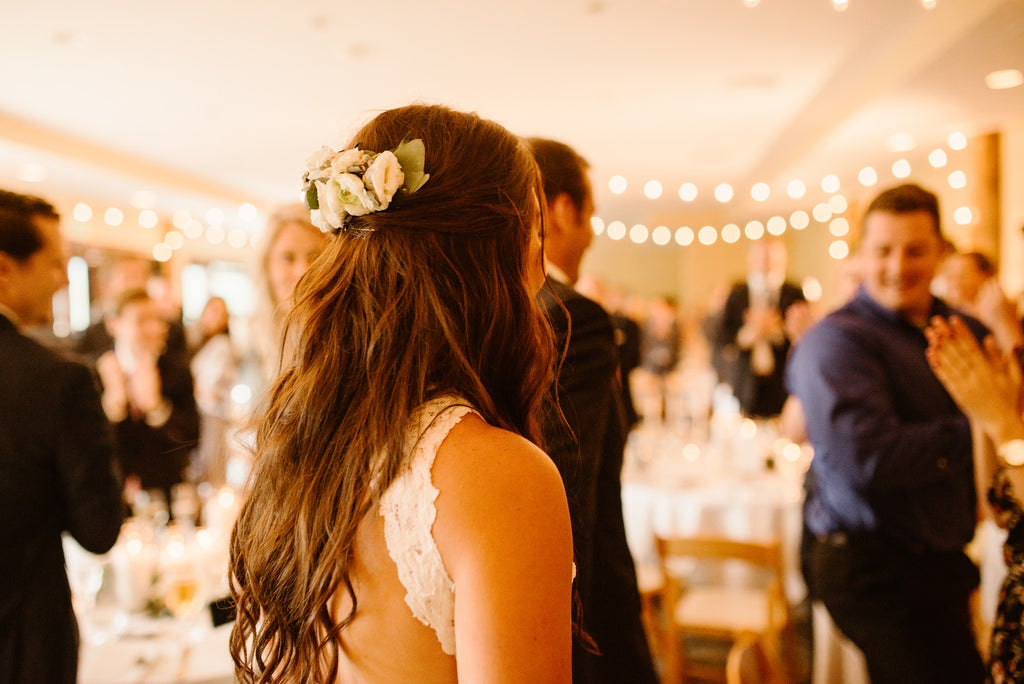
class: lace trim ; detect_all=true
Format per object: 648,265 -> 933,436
379,397 -> 475,656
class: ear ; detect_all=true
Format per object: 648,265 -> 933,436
548,193 -> 578,237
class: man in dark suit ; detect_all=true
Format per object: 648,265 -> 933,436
95,288 -> 199,511
529,139 -> 658,684
714,238 -> 807,418
0,189 -> 123,683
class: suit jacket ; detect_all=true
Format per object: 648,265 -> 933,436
103,352 -> 200,506
0,314 -> 123,684
715,280 -> 805,417
538,277 -> 657,684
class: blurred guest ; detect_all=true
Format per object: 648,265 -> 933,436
942,250 -> 1023,353
188,296 -> 237,486
926,315 -> 1024,683
640,294 -> 680,377
0,189 -> 122,683
943,250 -> 996,311
96,288 -> 199,510
787,183 -> 986,683
250,204 -> 327,389
702,283 -> 735,385
73,256 -> 185,363
530,137 -> 658,684
715,238 -> 805,418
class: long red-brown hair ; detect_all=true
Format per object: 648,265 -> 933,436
229,104 -> 554,682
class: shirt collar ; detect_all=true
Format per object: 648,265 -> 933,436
545,260 -> 570,286
853,285 -> 949,329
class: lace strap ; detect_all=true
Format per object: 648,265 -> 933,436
379,397 -> 476,656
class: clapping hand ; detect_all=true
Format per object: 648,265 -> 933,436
127,353 -> 163,415
96,351 -> 129,422
925,315 -> 1023,443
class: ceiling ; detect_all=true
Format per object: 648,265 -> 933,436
1,0 -> 1023,241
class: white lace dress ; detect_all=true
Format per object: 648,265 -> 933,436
378,396 -> 476,656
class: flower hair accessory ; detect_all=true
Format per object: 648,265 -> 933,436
302,136 -> 429,234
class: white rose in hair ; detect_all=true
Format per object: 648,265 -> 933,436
314,181 -> 345,230
363,151 -> 405,209
331,148 -> 368,174
304,146 -> 337,181
332,173 -> 374,216
309,208 -> 333,233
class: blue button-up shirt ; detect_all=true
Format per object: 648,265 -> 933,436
786,287 -> 986,551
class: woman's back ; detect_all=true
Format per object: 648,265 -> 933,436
333,398 -> 571,683
230,104 -> 571,683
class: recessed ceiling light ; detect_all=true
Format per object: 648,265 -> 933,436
985,69 -> 1024,90
130,190 -> 156,209
888,133 -> 916,152
16,164 -> 46,183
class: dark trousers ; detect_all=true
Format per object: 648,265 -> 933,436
811,533 -> 985,684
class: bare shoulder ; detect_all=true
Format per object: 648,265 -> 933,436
431,411 -> 571,571
433,412 -> 565,512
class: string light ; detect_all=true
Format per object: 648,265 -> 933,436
629,224 -> 649,244
72,203 -> 92,222
721,223 -> 741,243
138,209 -> 158,228
643,180 -> 663,199
607,221 -> 627,240
104,207 -> 124,226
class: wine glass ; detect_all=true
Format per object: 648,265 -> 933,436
161,562 -> 208,680
161,565 -> 205,620
63,535 -> 105,614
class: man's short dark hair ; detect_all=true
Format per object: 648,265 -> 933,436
865,183 -> 942,238
526,138 -> 591,212
0,189 -> 60,261
113,287 -> 152,316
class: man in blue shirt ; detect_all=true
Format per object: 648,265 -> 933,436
787,183 -> 986,683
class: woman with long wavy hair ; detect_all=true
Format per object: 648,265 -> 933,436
229,104 -> 573,682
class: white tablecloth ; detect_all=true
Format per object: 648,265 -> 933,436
622,470 -> 807,604
79,617 -> 234,684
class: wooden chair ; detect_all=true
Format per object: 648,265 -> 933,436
654,534 -> 793,683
